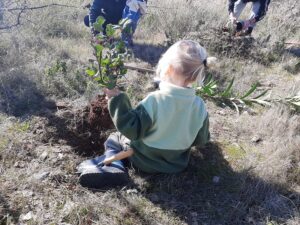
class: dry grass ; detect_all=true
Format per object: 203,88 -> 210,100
0,0 -> 300,224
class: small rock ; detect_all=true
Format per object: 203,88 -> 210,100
212,176 -> 220,184
242,111 -> 249,116
44,212 -> 51,219
55,101 -> 69,109
251,136 -> 262,143
14,161 -> 25,168
20,211 -> 35,221
58,153 -> 64,160
33,171 -> 50,181
62,201 -> 75,216
39,151 -> 48,161
21,190 -> 34,197
217,110 -> 226,116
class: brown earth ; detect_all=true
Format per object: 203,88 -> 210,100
32,95 -> 114,156
88,95 -> 114,131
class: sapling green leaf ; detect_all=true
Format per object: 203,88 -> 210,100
86,16 -> 131,90
94,16 -> 105,32
106,24 -> 115,37
86,68 -> 97,76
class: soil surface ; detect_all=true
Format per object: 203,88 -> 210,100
33,95 -> 114,156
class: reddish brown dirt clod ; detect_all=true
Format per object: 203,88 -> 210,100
88,95 -> 114,130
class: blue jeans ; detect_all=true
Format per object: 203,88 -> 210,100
103,132 -> 130,169
77,132 -> 130,173
121,4 -> 143,44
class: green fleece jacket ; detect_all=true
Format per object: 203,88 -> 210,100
108,82 -> 210,173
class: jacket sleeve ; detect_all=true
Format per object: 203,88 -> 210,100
108,93 -> 153,141
192,114 -> 210,147
228,0 -> 236,13
255,0 -> 270,21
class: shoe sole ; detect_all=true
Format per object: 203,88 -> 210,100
79,172 -> 129,189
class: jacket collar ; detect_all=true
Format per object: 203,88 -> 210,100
159,81 -> 195,96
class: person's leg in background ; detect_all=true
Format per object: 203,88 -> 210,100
121,0 -> 146,46
245,1 -> 261,35
84,15 -> 90,27
88,0 -> 106,36
233,0 -> 247,32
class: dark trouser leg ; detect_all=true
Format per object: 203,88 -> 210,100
84,15 -> 90,27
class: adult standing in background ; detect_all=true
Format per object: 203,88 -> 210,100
228,0 -> 271,36
83,0 -> 147,46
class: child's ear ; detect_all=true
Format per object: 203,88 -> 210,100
165,64 -> 174,76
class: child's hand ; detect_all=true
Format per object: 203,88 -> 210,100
102,149 -> 134,166
103,88 -> 120,99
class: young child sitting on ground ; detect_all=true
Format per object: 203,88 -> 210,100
78,40 -> 213,189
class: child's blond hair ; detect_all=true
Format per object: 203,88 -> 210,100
156,40 -> 216,85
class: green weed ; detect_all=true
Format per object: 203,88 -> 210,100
45,60 -> 67,77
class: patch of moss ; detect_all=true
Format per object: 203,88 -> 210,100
222,142 -> 246,160
8,121 -> 30,133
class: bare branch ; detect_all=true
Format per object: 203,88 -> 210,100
0,7 -> 25,30
2,3 -> 79,12
0,3 -> 79,30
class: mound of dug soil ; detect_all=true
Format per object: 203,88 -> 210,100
34,95 -> 114,155
88,95 -> 114,131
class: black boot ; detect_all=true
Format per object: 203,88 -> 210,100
243,27 -> 253,36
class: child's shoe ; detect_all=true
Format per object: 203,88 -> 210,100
79,164 -> 129,189
76,155 -> 106,174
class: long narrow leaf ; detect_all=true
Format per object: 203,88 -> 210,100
253,89 -> 269,99
240,83 -> 258,99
221,78 -> 234,97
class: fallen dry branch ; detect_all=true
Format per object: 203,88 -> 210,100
284,41 -> 300,46
124,64 -> 155,73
